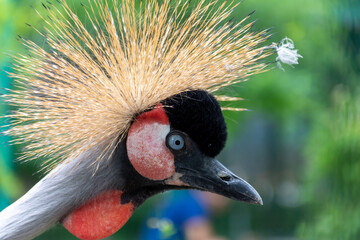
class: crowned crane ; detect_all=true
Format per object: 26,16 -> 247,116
0,0 -> 301,239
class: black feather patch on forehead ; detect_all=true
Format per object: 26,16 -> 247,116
162,90 -> 227,157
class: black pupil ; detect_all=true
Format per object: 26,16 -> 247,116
175,140 -> 181,145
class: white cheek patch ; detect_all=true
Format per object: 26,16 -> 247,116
127,122 -> 175,180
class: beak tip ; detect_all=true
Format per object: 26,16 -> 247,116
256,197 -> 263,206
250,192 -> 263,205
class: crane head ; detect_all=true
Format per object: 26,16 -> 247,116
62,90 -> 261,240
125,90 -> 261,204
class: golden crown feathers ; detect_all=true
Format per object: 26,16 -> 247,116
3,0 -> 300,171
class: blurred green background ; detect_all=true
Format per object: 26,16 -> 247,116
1,0 -> 359,239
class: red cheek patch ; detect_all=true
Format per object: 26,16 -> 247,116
127,105 -> 175,180
62,191 -> 134,240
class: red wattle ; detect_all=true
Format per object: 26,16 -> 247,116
62,190 -> 134,240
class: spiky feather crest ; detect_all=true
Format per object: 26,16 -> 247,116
5,0 -> 272,170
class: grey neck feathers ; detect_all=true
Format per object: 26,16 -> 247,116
0,143 -> 122,240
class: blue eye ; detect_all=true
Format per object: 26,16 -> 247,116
167,134 -> 185,150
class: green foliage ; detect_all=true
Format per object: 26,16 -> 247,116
298,89 -> 360,239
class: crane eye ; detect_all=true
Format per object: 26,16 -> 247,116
167,133 -> 185,151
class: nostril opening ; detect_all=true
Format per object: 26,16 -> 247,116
220,175 -> 231,181
218,171 -> 231,181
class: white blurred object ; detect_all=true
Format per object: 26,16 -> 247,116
275,37 -> 303,71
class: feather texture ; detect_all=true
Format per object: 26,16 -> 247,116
4,0 -> 272,170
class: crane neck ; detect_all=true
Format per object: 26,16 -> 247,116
0,143 -> 121,240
